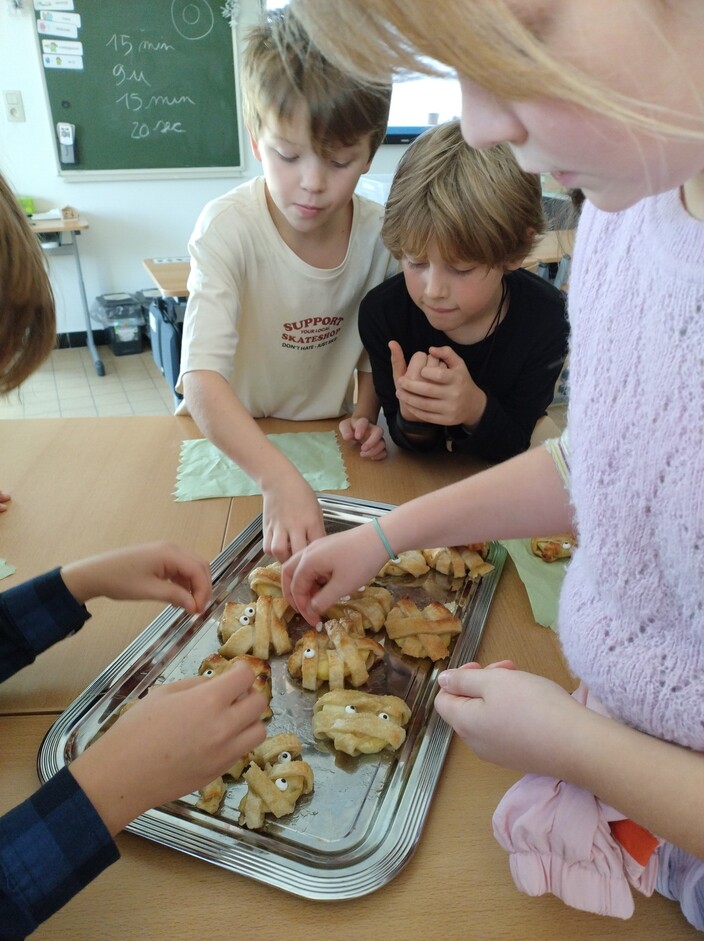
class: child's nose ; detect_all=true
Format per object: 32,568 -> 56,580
301,159 -> 326,193
424,266 -> 449,298
459,78 -> 527,150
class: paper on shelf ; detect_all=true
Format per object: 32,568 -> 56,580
30,208 -> 62,221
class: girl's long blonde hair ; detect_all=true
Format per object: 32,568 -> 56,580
0,173 -> 56,394
289,0 -> 704,140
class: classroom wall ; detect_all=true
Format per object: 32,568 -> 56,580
0,1 -> 405,334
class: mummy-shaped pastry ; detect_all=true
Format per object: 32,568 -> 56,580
227,731 -> 302,781
530,533 -> 577,562
217,597 -> 292,659
385,597 -> 461,661
198,652 -> 273,719
422,544 -> 494,580
378,549 -> 430,578
238,756 -> 314,830
247,562 -> 283,597
287,618 -> 385,691
324,585 -> 393,634
313,689 -> 411,757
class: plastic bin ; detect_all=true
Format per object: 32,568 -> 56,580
148,297 -> 185,406
107,318 -> 143,356
92,292 -> 144,356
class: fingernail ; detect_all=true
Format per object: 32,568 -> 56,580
437,671 -> 449,687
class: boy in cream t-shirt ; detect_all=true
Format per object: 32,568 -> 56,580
177,9 -> 396,562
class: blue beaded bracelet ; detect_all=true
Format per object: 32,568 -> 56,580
372,516 -> 400,563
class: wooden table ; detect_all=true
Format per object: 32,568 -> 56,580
143,230 -> 575,299
0,416 -> 696,939
29,216 -> 105,377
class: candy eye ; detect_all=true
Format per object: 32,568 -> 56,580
345,704 -> 357,714
244,605 -> 256,617
278,751 -> 292,763
378,712 -> 390,720
203,669 -> 215,677
239,614 -> 251,625
275,777 -> 288,791
562,542 -> 572,551
303,647 -> 315,659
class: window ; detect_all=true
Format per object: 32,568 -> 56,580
262,0 -> 461,144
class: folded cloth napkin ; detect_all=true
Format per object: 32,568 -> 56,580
174,432 -> 349,502
0,558 -> 15,581
499,538 -> 569,631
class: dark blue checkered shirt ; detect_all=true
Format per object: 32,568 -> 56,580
0,570 -> 119,939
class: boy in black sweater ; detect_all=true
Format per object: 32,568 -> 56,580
355,120 -> 568,463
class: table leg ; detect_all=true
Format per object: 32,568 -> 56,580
71,232 -> 105,377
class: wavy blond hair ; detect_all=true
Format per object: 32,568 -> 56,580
0,173 -> 56,394
289,0 -> 704,140
382,121 -> 544,267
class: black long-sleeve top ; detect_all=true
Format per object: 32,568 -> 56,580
359,268 -> 569,462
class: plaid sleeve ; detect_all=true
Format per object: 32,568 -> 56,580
0,569 -> 91,682
0,766 -> 119,940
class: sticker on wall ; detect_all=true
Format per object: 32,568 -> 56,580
39,10 -> 81,27
37,18 -> 78,39
41,38 -> 83,56
43,52 -> 83,70
33,0 -> 75,10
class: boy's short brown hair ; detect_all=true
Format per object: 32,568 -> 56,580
382,120 -> 545,268
242,8 -> 391,160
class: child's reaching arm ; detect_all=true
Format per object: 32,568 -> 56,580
283,442 -> 574,622
0,543 -> 267,938
182,370 -> 326,561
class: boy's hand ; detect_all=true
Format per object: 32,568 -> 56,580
389,341 -> 444,423
339,416 -> 387,461
60,542 -> 212,614
69,662 -> 267,835
0,489 -> 10,513
392,343 -> 487,428
262,474 -> 325,562
282,523 -> 386,625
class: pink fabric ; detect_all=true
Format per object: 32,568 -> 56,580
492,684 -> 661,918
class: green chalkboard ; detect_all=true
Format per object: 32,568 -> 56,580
37,0 -> 242,176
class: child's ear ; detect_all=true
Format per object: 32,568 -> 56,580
504,258 -> 524,272
248,127 -> 262,163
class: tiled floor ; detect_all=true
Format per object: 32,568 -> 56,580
0,345 -> 177,419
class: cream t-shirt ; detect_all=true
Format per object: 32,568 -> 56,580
176,177 -> 397,419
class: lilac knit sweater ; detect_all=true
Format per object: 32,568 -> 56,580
559,187 -> 704,751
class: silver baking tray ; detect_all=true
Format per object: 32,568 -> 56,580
38,494 -> 505,900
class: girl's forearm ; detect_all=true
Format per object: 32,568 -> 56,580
381,444 -> 574,553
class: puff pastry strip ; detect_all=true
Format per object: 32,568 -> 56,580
378,549 -> 430,578
324,585 -> 393,633
385,597 -> 461,660
248,562 -> 283,597
422,545 -> 494,579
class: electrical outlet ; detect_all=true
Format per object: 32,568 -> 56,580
4,90 -> 26,123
